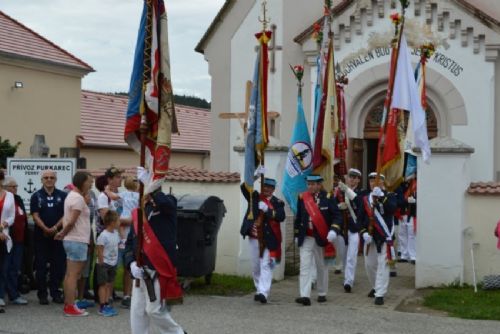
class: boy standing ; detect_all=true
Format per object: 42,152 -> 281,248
96,211 -> 120,316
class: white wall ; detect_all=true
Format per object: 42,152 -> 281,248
416,146 -> 472,287
463,195 -> 500,285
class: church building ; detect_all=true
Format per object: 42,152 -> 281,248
197,0 -> 500,287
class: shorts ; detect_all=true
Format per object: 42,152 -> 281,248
63,240 -> 88,262
96,263 -> 117,285
117,247 -> 126,266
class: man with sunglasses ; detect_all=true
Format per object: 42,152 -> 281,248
30,170 -> 67,305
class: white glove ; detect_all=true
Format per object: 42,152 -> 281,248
130,261 -> 144,279
136,166 -> 150,184
363,232 -> 372,244
294,237 -> 299,247
372,187 -> 384,197
254,165 -> 267,176
337,181 -> 348,193
408,196 -> 416,204
327,230 -> 337,242
258,201 -> 269,212
338,202 -> 347,210
344,188 -> 357,201
269,258 -> 277,270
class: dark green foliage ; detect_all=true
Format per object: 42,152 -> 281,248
0,137 -> 20,168
113,92 -> 210,110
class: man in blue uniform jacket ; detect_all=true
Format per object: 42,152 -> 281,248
360,172 -> 397,306
294,175 -> 342,306
240,178 -> 286,304
125,177 -> 186,334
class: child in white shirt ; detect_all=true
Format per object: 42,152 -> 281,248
95,211 -> 120,317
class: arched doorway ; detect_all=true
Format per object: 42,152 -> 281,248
349,100 -> 438,189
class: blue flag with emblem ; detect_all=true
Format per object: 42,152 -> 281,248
281,91 -> 313,214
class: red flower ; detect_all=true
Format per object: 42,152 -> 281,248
390,12 -> 401,25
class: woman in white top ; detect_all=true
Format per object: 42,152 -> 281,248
55,171 -> 93,317
0,170 -> 15,312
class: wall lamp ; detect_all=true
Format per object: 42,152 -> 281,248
13,81 -> 24,89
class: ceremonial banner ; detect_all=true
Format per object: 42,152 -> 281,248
282,78 -> 312,214
378,36 -> 404,191
312,15 -> 335,189
125,0 -> 178,180
391,35 -> 431,163
243,30 -> 271,190
333,82 -> 347,177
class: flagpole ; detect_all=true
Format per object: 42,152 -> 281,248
375,2 -> 408,183
135,0 -> 153,276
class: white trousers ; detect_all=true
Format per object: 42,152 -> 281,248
398,216 -> 416,261
299,236 -> 328,298
249,238 -> 273,298
130,277 -> 184,334
333,232 -> 359,286
363,242 -> 389,298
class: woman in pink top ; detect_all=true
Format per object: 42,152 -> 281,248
55,171 -> 93,317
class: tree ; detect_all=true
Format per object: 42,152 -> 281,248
112,92 -> 211,110
0,137 -> 20,168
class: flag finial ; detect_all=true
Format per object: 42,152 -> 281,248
259,0 -> 270,31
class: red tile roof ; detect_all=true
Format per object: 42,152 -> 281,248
468,182 -> 500,195
0,11 -> 94,72
79,91 -> 211,152
85,166 -> 240,184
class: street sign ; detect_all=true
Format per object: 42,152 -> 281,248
7,158 -> 76,213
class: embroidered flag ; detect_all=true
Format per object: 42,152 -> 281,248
282,89 -> 312,214
243,30 -> 271,191
125,0 -> 178,181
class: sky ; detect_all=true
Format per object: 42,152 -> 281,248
0,0 -> 226,101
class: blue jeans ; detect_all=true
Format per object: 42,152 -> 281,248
0,242 -> 24,300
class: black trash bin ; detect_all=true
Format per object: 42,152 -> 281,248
176,195 -> 226,284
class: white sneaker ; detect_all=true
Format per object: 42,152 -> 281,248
0,298 -> 5,307
12,297 -> 28,305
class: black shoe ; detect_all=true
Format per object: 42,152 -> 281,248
334,269 -> 342,275
344,284 -> 352,293
52,295 -> 64,304
113,291 -> 122,301
390,271 -> 397,277
83,291 -> 94,300
397,259 -> 408,263
257,293 -> 267,304
410,260 -> 416,265
39,297 -> 49,305
317,296 -> 327,303
121,296 -> 131,309
254,294 -> 260,301
368,289 -> 375,298
374,296 -> 384,305
295,297 -> 311,306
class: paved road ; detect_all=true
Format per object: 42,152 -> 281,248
0,292 -> 499,334
1,260 -> 498,333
